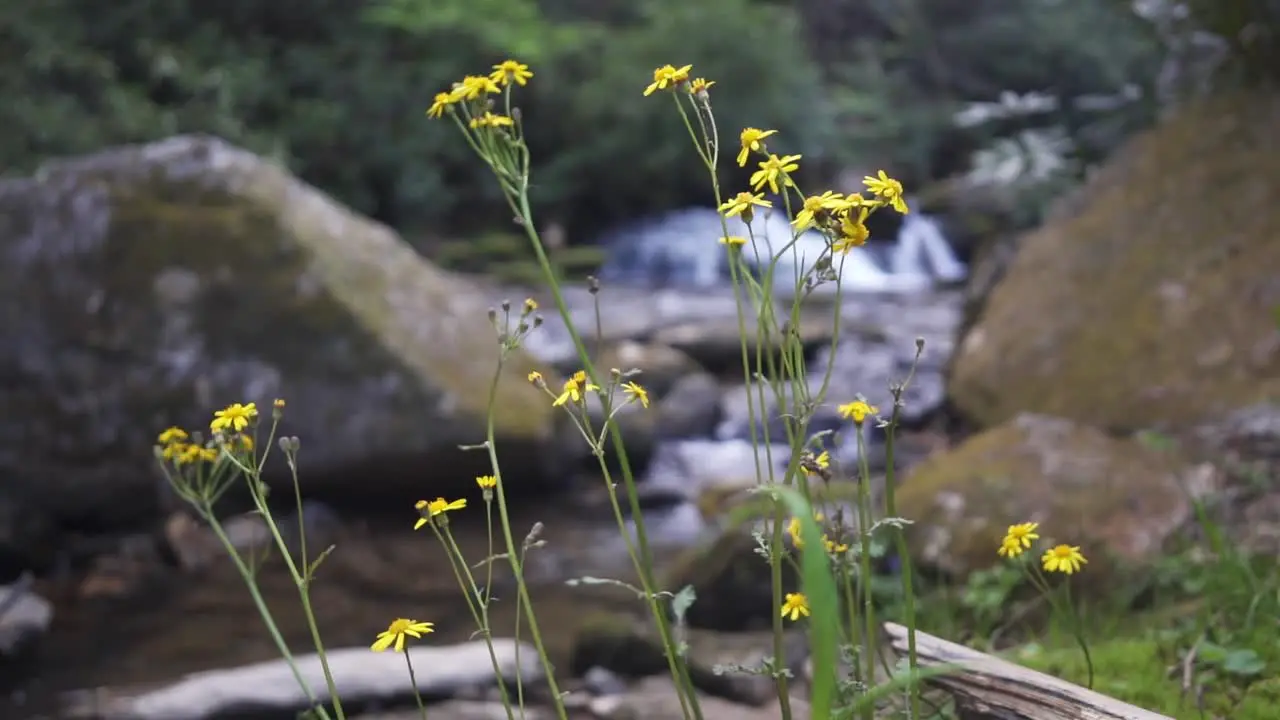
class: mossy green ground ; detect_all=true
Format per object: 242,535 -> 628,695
907,535 -> 1280,718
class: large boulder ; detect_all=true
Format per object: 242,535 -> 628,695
896,414 -> 1219,584
0,135 -> 557,572
948,90 -> 1280,433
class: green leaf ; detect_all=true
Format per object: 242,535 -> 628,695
1222,648 -> 1266,677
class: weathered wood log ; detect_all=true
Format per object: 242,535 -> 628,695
883,622 -> 1173,720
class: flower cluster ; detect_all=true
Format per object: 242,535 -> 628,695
706,110 -> 911,258
427,60 -> 532,123
155,401 -> 266,469
787,513 -> 849,557
998,522 -> 1088,575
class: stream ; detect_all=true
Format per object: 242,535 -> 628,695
3,493 -> 708,719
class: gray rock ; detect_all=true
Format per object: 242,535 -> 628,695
0,135 -> 559,568
808,290 -> 961,427
0,579 -> 52,660
655,373 -> 723,439
60,639 -> 543,720
583,666 -> 629,696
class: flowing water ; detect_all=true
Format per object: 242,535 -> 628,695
3,495 -> 708,719
595,203 -> 966,294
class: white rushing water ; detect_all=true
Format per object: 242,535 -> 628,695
595,201 -> 966,294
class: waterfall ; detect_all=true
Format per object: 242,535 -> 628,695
596,202 -> 966,293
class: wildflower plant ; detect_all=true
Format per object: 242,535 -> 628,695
154,57 -> 945,720
997,522 -> 1095,688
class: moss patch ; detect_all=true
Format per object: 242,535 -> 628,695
949,90 -> 1280,433
896,414 -> 1205,584
0,136 -> 558,529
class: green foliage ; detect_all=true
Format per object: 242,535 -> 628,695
811,0 -> 1165,217
1,0 -> 836,247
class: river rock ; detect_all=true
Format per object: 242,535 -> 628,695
0,579 -> 52,661
655,372 -> 723,440
948,90 -> 1280,432
570,611 -> 806,705
585,340 -> 704,399
0,135 -> 558,570
895,413 -> 1221,584
59,639 -> 543,720
588,676 -> 811,720
523,285 -> 835,376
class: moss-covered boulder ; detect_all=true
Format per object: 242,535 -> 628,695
948,90 -> 1280,433
0,135 -> 557,569
896,414 -> 1218,583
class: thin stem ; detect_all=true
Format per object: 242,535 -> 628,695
204,516 -> 332,720
404,652 -> 429,720
854,427 -> 877,720
883,410 -> 920,717
251,463 -> 346,720
482,363 -> 570,720
1065,581 -> 1094,689
431,523 -> 517,719
507,192 -> 700,720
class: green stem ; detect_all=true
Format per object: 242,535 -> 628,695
248,468 -> 345,720
430,523 -> 517,720
482,362 -> 570,720
404,652 -> 429,720
769,512 -> 794,720
882,406 -> 920,717
854,427 -> 877,720
507,192 -> 701,720
1065,581 -> 1094,689
204,516 -> 332,720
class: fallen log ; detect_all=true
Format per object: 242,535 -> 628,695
883,622 -> 1174,720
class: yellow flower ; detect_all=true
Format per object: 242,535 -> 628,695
1003,522 -> 1040,551
490,59 -> 533,87
787,516 -> 805,548
171,443 -> 218,465
863,170 -> 909,214
470,112 -> 515,129
370,618 -> 434,653
273,398 -> 286,409
832,208 -> 871,254
837,400 -> 878,425
750,154 -> 801,195
1042,544 -> 1087,574
688,78 -> 715,96
719,191 -> 771,220
211,403 -> 258,433
414,497 -> 467,529
736,128 -> 777,167
528,371 -> 543,384
452,75 -> 500,101
643,64 -> 692,96
427,92 -> 455,119
719,236 -> 747,248
476,475 -> 497,490
553,370 -> 599,406
997,536 -> 1025,558
157,426 -> 188,445
792,191 -> 846,231
523,298 -> 538,313
781,592 -> 810,621
623,381 -> 649,408
824,535 -> 849,554
161,442 -> 188,462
